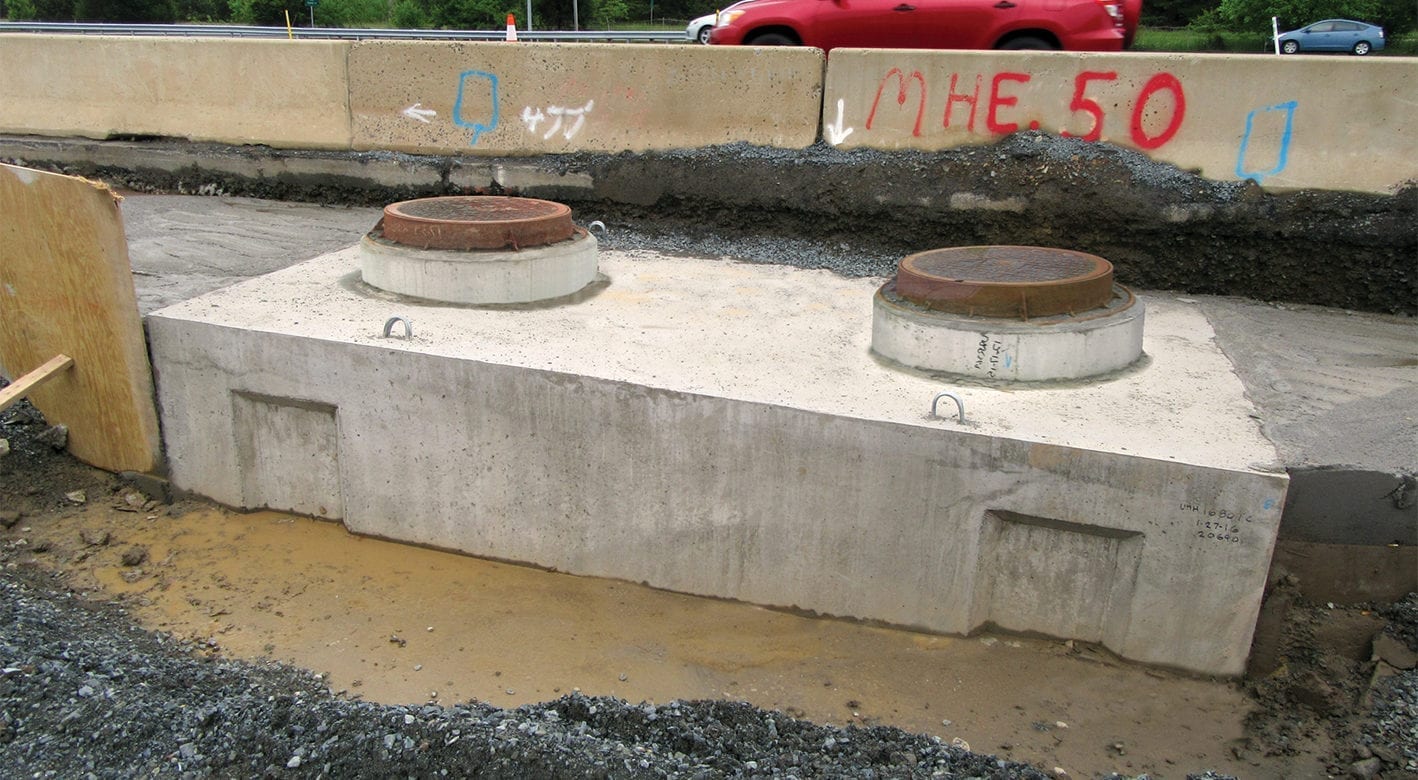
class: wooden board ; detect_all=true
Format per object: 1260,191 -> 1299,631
0,164 -> 161,473
0,354 -> 73,413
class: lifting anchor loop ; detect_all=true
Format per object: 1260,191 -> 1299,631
931,391 -> 965,423
382,316 -> 413,339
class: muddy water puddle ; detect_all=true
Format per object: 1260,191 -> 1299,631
17,502 -> 1322,779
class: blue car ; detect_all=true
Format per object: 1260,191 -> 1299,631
1278,19 -> 1385,55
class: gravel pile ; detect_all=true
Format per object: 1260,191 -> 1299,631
1381,593 -> 1418,650
1365,594 -> 1418,774
1366,671 -> 1418,775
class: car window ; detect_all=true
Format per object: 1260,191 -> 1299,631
1333,22 -> 1360,31
1308,22 -> 1333,32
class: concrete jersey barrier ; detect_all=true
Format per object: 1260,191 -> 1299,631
0,35 -> 1414,192
348,41 -> 824,154
0,36 -> 351,149
823,49 -> 1417,193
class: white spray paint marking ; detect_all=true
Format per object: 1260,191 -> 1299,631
825,99 -> 853,145
402,103 -> 437,124
520,106 -> 547,134
521,100 -> 595,141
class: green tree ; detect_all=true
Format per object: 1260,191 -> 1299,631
390,0 -> 429,25
176,0 -> 233,20
76,0 -> 177,21
589,0 -> 629,27
314,0 -> 388,26
229,0 -> 297,24
644,0 -> 707,20
390,0 -> 518,28
529,0 -> 573,28
1372,0 -> 1418,34
1142,0 -> 1216,26
6,0 -> 77,19
1193,0 -> 1386,30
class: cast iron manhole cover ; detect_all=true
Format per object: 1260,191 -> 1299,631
894,245 -> 1115,319
380,196 -> 576,250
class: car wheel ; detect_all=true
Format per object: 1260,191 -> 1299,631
746,32 -> 796,46
998,36 -> 1057,51
1281,40 -> 1299,54
1352,41 -> 1371,55
697,26 -> 713,45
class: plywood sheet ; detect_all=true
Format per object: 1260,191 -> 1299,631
0,164 -> 161,472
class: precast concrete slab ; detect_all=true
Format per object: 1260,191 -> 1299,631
146,248 -> 1289,676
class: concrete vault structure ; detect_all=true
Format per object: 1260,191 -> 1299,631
147,246 -> 1287,676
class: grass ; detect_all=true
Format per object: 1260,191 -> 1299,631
1134,26 -> 1418,55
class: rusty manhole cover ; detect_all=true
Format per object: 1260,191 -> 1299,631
894,246 -> 1115,319
380,196 -> 576,250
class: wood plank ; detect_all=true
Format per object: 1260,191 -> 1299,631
0,354 -> 73,413
0,164 -> 161,472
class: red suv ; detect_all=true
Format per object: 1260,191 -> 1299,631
708,0 -> 1134,52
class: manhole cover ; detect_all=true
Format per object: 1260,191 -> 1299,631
894,246 -> 1115,319
380,196 -> 576,250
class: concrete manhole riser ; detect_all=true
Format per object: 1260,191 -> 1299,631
871,246 -> 1146,381
872,288 -> 1146,382
359,195 -> 599,305
359,231 -> 599,305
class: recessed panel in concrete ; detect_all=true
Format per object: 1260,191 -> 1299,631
974,511 -> 1143,645
147,248 -> 1287,675
232,392 -> 343,519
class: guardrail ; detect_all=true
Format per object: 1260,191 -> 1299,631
0,21 -> 687,43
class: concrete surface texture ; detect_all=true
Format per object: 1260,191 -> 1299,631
1,35 -> 1414,191
147,245 -> 1289,675
0,36 -> 350,148
347,41 -> 824,153
823,49 -> 1418,193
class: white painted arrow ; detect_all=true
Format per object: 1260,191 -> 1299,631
824,99 -> 853,145
402,103 -> 437,124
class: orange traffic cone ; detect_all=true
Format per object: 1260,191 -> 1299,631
505,14 -> 518,42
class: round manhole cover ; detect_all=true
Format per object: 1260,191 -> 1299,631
380,196 -> 576,250
894,246 -> 1115,318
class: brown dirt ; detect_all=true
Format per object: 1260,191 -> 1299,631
2,404 -> 1400,779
